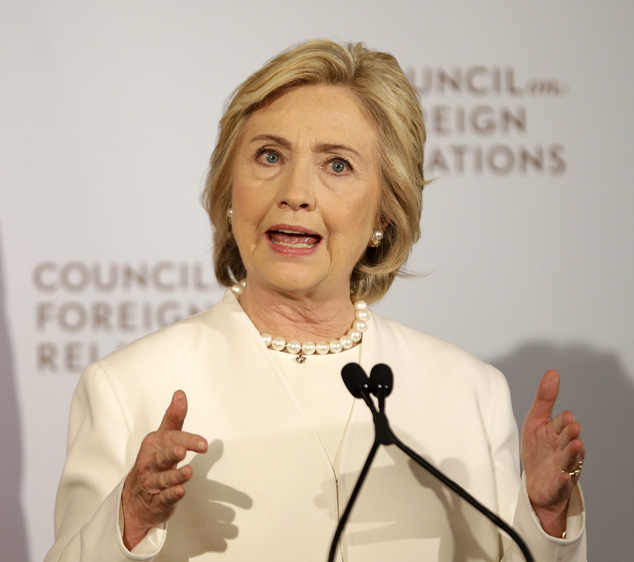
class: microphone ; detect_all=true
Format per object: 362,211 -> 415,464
341,362 -> 393,399
369,363 -> 392,399
341,363 -> 369,398
328,362 -> 534,562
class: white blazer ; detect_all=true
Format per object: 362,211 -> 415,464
45,291 -> 586,562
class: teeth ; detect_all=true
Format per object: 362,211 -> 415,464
271,239 -> 318,248
278,229 -> 307,235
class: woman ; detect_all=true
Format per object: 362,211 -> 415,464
45,40 -> 586,561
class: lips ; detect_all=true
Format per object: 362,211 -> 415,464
267,225 -> 322,249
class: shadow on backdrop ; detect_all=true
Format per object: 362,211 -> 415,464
489,341 -> 634,560
0,225 -> 30,562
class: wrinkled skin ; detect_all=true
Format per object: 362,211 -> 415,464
521,370 -> 585,536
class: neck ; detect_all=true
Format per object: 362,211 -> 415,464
237,280 -> 356,342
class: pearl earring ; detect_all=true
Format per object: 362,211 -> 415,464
227,208 -> 233,224
369,230 -> 383,247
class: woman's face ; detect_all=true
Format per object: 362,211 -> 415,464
231,84 -> 382,300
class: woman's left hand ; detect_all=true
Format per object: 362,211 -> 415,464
521,369 -> 585,537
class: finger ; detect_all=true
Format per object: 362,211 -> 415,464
155,483 -> 187,510
132,464 -> 193,499
555,445 -> 586,495
552,410 -> 575,435
525,370 -> 560,424
152,444 -> 188,471
151,434 -> 208,472
157,465 -> 193,490
560,438 -> 584,469
557,421 -> 582,449
157,431 -> 208,456
159,390 -> 188,432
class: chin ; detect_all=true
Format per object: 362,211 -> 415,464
269,276 -> 324,294
256,267 -> 330,296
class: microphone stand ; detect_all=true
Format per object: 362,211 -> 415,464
328,363 -> 534,562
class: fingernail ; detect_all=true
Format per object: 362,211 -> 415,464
197,441 -> 206,452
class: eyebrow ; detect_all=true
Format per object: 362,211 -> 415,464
248,135 -> 363,160
316,143 -> 363,160
249,134 -> 292,150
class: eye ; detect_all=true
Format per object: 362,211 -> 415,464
256,148 -> 282,165
325,158 -> 353,175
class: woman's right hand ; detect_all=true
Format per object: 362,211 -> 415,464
121,390 -> 208,551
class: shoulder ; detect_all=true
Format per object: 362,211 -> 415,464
103,291 -> 237,363
80,291 -> 242,392
367,312 -> 514,436
368,311 -> 508,394
72,292 -> 249,431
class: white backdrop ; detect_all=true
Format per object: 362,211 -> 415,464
1,1 -> 633,560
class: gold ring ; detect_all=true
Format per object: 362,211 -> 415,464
561,460 -> 583,478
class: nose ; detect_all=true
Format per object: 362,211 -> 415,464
276,160 -> 316,212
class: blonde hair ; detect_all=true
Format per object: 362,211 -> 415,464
202,40 -> 427,303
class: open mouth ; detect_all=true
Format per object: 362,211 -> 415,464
267,228 -> 322,248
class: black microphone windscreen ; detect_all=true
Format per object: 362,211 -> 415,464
369,363 -> 393,397
341,363 -> 368,398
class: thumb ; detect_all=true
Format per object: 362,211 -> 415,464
525,370 -> 560,424
158,390 -> 188,431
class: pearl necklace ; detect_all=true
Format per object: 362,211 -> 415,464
231,281 -> 370,364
